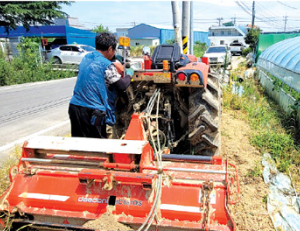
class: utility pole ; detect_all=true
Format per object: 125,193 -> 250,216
283,15 -> 288,32
171,1 -> 183,53
217,17 -> 223,26
190,1 -> 193,55
251,1 -> 255,29
182,1 -> 190,54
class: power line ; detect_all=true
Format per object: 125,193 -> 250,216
217,17 -> 223,26
236,1 -> 289,31
277,1 -> 300,10
283,15 -> 288,32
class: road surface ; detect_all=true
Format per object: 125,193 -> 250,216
0,77 -> 77,161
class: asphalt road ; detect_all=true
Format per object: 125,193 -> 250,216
0,77 -> 77,161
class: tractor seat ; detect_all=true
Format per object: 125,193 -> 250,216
151,44 -> 190,71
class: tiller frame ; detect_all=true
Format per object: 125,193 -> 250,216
0,113 -> 240,231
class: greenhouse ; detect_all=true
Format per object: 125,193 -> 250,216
257,36 -> 300,124
257,36 -> 300,93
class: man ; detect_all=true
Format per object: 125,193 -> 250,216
69,32 -> 132,138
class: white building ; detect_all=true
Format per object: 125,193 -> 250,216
55,17 -> 86,30
115,28 -> 130,38
208,25 -> 249,47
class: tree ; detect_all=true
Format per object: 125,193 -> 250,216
223,21 -> 234,26
92,24 -> 110,33
165,39 -> 175,44
245,28 -> 261,50
0,2 -> 71,34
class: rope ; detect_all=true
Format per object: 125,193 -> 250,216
137,89 -> 163,231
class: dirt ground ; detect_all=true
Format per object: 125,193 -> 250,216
85,110 -> 275,231
221,110 -> 274,231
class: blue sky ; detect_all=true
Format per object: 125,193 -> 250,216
61,1 -> 300,32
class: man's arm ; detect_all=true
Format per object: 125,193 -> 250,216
105,64 -> 131,92
113,75 -> 131,91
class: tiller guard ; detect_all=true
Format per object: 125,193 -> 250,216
0,114 -> 240,231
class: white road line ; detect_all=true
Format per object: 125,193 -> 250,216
0,77 -> 76,91
0,120 -> 70,152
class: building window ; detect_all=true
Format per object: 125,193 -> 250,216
220,40 -> 224,45
212,32 -> 215,36
221,31 -> 224,36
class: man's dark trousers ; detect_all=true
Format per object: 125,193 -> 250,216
68,104 -> 107,138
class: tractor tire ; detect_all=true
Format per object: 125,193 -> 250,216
188,73 -> 222,156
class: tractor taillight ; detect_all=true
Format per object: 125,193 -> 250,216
177,73 -> 186,81
190,73 -> 199,81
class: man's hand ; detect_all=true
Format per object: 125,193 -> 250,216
125,68 -> 134,78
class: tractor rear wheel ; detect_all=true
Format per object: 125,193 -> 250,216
188,73 -> 222,156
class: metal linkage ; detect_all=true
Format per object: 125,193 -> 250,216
201,180 -> 214,231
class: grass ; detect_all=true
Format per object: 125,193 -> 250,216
129,43 -> 207,58
130,45 -> 157,57
0,146 -> 21,196
223,62 -> 300,190
246,161 -> 262,177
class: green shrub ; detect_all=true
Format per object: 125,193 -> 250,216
193,42 -> 207,58
242,47 -> 252,57
0,38 -> 75,86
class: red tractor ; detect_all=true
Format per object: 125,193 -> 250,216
0,42 -> 240,231
114,43 -> 221,157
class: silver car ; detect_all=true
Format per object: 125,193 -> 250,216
47,44 -> 95,64
203,45 -> 232,66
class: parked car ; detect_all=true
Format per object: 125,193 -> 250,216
229,41 -> 244,56
203,45 -> 231,66
47,44 -> 95,64
44,38 -> 67,50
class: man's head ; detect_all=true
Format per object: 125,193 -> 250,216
95,32 -> 117,60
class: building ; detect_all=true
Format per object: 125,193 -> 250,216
115,28 -> 130,38
128,23 -> 209,47
0,25 -> 96,56
208,25 -> 248,46
54,17 -> 86,30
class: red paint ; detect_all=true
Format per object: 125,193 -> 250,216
0,113 -> 240,231
143,55 -> 152,69
177,62 -> 209,87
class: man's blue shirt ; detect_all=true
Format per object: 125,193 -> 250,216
70,51 -> 115,124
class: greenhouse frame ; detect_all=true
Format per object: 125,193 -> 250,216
257,36 -> 300,125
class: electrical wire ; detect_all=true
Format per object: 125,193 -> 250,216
277,1 -> 300,10
236,1 -> 300,31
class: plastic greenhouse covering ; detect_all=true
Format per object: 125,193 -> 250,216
257,36 -> 300,93
256,33 -> 300,61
